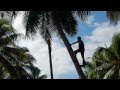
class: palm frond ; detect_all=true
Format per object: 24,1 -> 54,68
24,11 -> 79,39
0,36 -> 16,47
3,11 -> 19,20
8,11 -> 18,18
0,19 -> 10,25
103,67 -> 116,79
0,25 -> 15,37
0,18 -> 45,79
112,32 -> 120,58
0,48 -> 18,65
84,61 -> 94,70
106,11 -> 120,25
88,63 -> 112,79
3,46 -> 35,63
76,11 -> 90,21
22,65 -> 47,79
0,54 -> 20,78
51,11 -> 77,37
39,75 -> 47,79
24,11 -> 45,37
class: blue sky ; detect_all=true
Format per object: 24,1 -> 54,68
13,11 -> 120,79
68,11 -> 108,43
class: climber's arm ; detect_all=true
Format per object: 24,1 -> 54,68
71,41 -> 78,45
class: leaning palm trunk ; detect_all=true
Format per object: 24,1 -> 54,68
47,39 -> 53,79
58,27 -> 86,79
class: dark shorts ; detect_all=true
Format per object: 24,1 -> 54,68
75,49 -> 84,53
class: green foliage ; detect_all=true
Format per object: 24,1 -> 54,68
5,11 -> 120,79
85,32 -> 120,79
112,32 -> 120,58
0,18 -> 46,79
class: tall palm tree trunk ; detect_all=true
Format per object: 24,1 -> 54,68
47,40 -> 53,79
58,28 -> 86,79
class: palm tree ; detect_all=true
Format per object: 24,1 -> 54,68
5,11 -> 120,79
85,32 -> 120,79
0,16 -> 46,79
23,11 -> 89,79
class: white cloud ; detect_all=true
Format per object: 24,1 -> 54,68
84,21 -> 120,62
12,11 -> 25,34
86,15 -> 95,25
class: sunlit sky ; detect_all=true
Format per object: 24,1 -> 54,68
12,11 -> 120,79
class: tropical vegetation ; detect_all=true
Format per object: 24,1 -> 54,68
84,32 -> 120,79
1,11 -> 120,79
0,15 -> 46,79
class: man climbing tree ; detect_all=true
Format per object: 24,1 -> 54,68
71,37 -> 85,67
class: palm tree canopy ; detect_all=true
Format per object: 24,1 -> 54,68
85,32 -> 120,79
0,17 -> 46,79
112,32 -> 120,58
21,11 -> 90,42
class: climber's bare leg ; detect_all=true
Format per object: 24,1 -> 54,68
80,50 -> 85,67
74,49 -> 79,55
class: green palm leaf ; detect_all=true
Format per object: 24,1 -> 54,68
88,63 -> 111,79
0,54 -> 20,78
112,32 -> 120,59
103,67 -> 116,79
0,18 -> 45,79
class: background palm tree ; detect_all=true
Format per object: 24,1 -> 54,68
47,38 -> 53,79
84,32 -> 120,79
3,11 -> 120,79
0,15 -> 46,79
